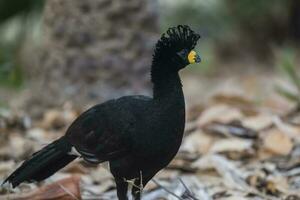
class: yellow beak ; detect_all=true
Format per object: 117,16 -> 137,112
188,50 -> 201,64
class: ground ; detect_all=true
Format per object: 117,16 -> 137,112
0,68 -> 300,200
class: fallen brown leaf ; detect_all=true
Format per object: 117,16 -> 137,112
263,129 -> 293,156
209,138 -> 253,154
246,175 -> 281,196
197,104 -> 244,127
203,121 -> 257,139
0,176 -> 81,200
180,130 -> 213,154
242,114 -> 274,131
212,94 -> 257,116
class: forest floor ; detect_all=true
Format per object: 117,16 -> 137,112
0,67 -> 300,200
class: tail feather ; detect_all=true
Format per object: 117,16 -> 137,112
3,136 -> 77,188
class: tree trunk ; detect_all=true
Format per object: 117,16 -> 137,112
28,0 -> 159,112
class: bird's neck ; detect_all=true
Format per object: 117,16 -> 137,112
152,73 -> 183,101
151,62 -> 186,141
151,63 -> 184,103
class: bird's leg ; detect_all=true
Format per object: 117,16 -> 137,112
116,178 -> 129,200
139,171 -> 143,196
131,171 -> 144,200
131,179 -> 142,200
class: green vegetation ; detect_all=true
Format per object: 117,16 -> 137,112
275,49 -> 300,105
0,0 -> 298,86
160,0 -> 297,63
0,0 -> 44,87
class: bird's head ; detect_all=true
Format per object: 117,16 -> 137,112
153,25 -> 201,71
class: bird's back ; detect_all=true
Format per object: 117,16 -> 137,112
65,95 -> 153,161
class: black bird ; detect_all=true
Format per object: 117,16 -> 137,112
3,25 -> 201,200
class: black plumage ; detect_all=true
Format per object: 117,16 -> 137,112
3,25 -> 201,200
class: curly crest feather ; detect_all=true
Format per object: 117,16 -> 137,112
153,25 -> 200,59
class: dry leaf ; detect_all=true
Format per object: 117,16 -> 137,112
246,175 -> 281,196
273,116 -> 300,140
197,104 -> 244,127
221,197 -> 249,200
212,94 -> 257,116
263,129 -> 293,156
0,176 -> 81,200
187,104 -> 205,121
27,128 -> 48,142
39,107 -> 77,130
0,161 -> 15,177
90,166 -> 113,183
212,94 -> 254,107
191,155 -> 216,170
9,134 -> 33,159
40,109 -> 65,129
168,158 -> 197,173
180,130 -> 213,154
242,114 -> 274,131
63,162 -> 87,174
81,175 -> 114,195
285,195 -> 300,200
203,121 -> 257,139
209,138 -> 253,153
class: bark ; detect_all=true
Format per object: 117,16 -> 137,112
28,0 -> 159,112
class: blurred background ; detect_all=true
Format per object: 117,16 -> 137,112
0,0 -> 299,114
1,0 -> 300,199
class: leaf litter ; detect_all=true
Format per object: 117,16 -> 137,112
0,93 -> 300,199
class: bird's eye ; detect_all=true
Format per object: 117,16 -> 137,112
176,49 -> 189,61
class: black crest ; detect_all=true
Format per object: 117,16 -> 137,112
153,25 -> 201,59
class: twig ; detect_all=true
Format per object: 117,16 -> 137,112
123,178 -> 140,190
152,179 -> 184,200
48,177 -> 79,200
178,178 -> 192,194
57,182 -> 80,200
178,178 -> 198,200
